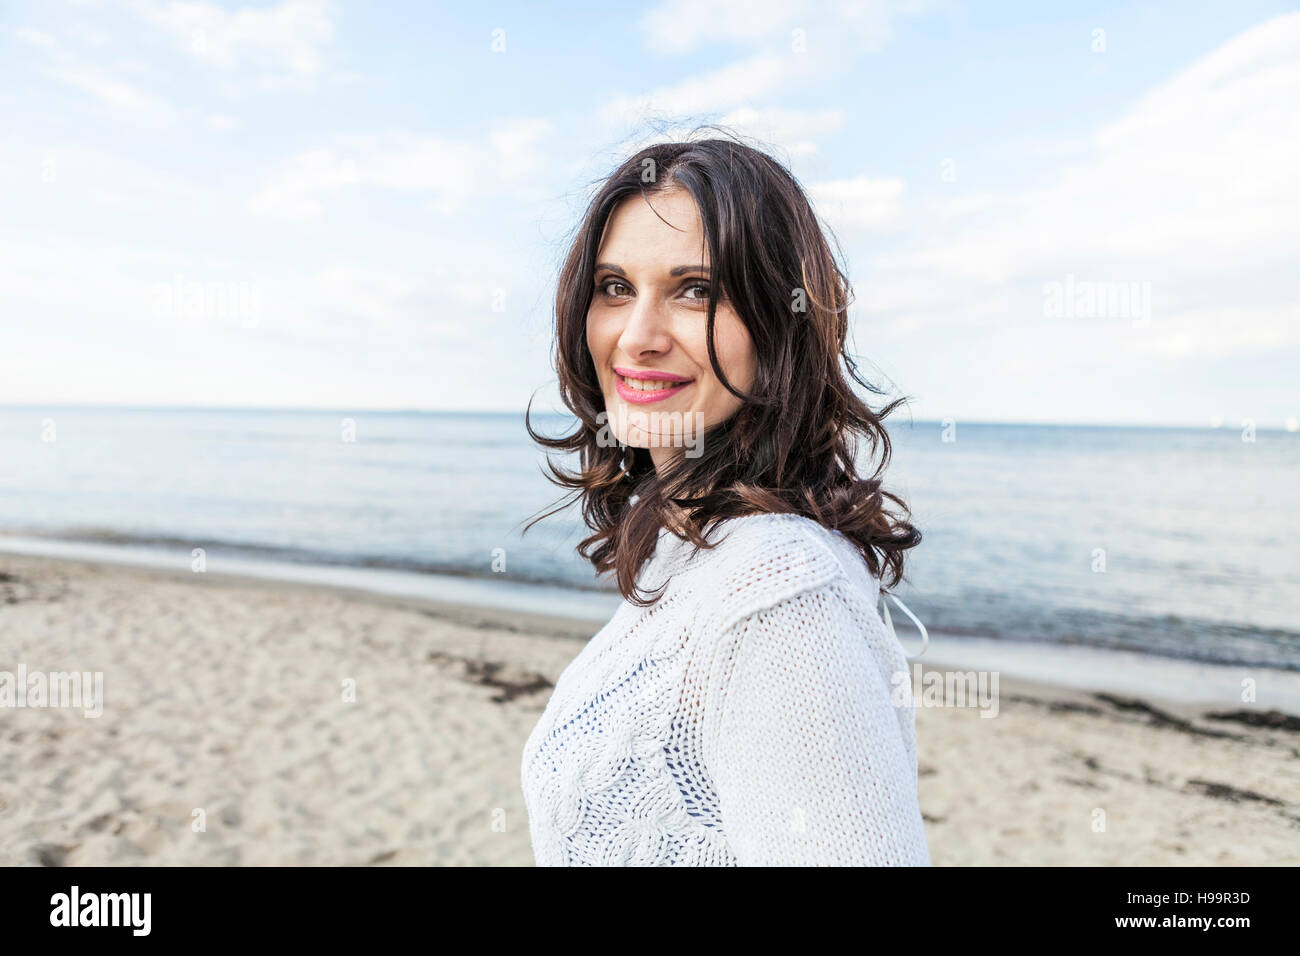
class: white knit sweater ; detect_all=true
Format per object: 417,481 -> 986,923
520,512 -> 931,866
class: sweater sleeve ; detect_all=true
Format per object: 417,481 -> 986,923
705,579 -> 932,866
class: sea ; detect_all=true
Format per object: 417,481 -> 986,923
1,407 -> 1297,702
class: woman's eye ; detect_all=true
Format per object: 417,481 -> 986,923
595,278 -> 713,301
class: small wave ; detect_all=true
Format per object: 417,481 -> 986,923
0,525 -> 616,594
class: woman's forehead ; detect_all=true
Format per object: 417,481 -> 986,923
599,190 -> 708,263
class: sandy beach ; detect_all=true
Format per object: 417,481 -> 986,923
1,552 -> 1296,866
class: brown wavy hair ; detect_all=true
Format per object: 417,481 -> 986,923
526,129 -> 920,606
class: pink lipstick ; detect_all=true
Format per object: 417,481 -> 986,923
613,366 -> 693,404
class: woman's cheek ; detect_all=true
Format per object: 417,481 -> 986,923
586,315 -> 613,377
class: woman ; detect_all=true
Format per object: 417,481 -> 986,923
520,133 -> 931,866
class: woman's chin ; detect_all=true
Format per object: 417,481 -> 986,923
613,427 -> 682,451
616,428 -> 654,449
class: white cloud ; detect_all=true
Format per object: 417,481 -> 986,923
207,112 -> 241,131
257,266 -> 500,345
16,24 -> 176,120
139,0 -> 335,77
715,105 -> 845,157
1129,305 -> 1300,360
249,125 -> 557,219
635,0 -> 919,56
14,27 -> 57,50
0,231 -> 501,363
600,52 -> 819,126
1,144 -> 212,208
44,66 -> 174,118
809,175 -> 906,232
490,117 -> 553,186
249,148 -> 362,219
0,248 -> 513,407
608,1 -> 932,152
860,11 -> 1300,366
918,192 -> 1009,224
636,0 -> 808,54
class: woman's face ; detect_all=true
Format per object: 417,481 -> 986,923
586,187 -> 757,471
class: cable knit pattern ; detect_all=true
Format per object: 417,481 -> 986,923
520,512 -> 931,866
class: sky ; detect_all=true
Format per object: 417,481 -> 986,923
1,0 -> 1297,427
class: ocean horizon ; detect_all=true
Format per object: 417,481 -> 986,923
2,406 -> 1297,674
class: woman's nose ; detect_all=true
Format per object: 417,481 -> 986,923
616,295 -> 673,357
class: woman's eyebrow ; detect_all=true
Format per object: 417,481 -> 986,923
593,262 -> 712,277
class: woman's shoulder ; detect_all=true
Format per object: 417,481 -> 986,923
699,511 -> 863,565
676,512 -> 878,631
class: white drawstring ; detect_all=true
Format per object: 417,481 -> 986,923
880,591 -> 928,659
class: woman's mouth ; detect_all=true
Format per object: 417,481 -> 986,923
613,366 -> 693,404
